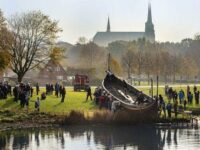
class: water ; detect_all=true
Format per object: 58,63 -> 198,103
0,125 -> 200,150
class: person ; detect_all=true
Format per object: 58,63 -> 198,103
162,101 -> 166,118
174,100 -> 178,118
111,100 -> 121,113
187,86 -> 190,98
35,97 -> 40,111
86,86 -> 92,101
194,90 -> 199,104
20,91 -> 26,108
178,89 -> 184,104
184,99 -> 187,110
30,86 -> 33,97
193,85 -> 197,94
50,84 -> 54,95
7,83 -> 12,96
36,83 -> 40,95
55,83 -> 60,98
187,92 -> 193,104
166,101 -> 172,118
105,70 -> 114,80
108,94 -> 113,110
137,92 -> 144,104
61,86 -> 66,102
59,85 -> 63,97
99,93 -> 105,109
93,87 -> 101,105
172,90 -> 178,102
168,87 -> 173,100
13,85 -> 19,102
41,92 -> 46,100
25,92 -> 29,107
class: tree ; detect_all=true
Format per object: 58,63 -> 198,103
77,37 -> 87,45
122,50 -> 135,79
79,42 -> 106,68
110,57 -> 122,76
107,41 -> 127,59
0,9 -> 11,71
7,11 -> 61,82
50,47 -> 65,63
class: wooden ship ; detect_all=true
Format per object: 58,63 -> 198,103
101,54 -> 158,121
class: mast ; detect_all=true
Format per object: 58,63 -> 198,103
108,53 -> 111,71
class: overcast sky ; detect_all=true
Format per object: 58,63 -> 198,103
0,0 -> 200,44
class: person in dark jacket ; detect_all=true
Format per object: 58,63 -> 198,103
61,86 -> 66,102
36,83 -> 40,95
13,86 -> 19,102
166,101 -> 172,118
86,86 -> 92,101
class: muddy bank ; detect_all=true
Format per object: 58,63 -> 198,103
0,110 -> 195,132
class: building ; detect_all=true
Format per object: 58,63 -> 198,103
37,59 -> 68,85
93,3 -> 155,47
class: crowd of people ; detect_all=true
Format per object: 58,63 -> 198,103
0,81 -> 67,112
1,78 -> 200,117
0,82 -> 12,99
45,83 -> 66,102
12,83 -> 33,108
92,86 -> 121,113
157,85 -> 200,118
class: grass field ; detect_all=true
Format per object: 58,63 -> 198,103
0,88 -> 97,114
139,85 -> 200,110
0,85 -> 200,115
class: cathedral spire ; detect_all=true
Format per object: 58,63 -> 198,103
107,17 -> 110,32
147,2 -> 152,23
145,2 -> 155,42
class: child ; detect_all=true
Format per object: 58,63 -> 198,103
35,97 -> 40,112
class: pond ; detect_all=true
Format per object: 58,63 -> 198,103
0,125 -> 200,150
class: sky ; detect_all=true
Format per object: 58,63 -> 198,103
0,0 -> 200,44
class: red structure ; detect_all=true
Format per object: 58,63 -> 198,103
73,74 -> 89,91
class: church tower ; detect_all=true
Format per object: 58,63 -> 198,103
107,17 -> 111,32
145,3 -> 155,42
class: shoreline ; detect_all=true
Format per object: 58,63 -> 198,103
0,110 -> 198,132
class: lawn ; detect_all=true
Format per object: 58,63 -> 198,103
0,85 -> 200,115
0,87 -> 97,114
138,85 -> 200,110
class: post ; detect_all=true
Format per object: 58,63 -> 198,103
108,53 -> 111,71
151,78 -> 153,98
156,75 -> 159,98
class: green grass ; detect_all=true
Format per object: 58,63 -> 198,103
138,86 -> 200,110
0,86 -> 200,115
0,87 -> 97,114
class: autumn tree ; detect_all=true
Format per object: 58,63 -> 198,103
0,9 -> 12,72
50,47 -> 65,63
6,11 -> 61,82
110,56 -> 122,76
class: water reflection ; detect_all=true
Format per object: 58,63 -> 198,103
0,125 -> 200,150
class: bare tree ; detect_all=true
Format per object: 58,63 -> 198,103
7,11 -> 61,82
122,50 -> 135,79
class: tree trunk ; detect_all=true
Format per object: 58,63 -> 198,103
17,73 -> 24,83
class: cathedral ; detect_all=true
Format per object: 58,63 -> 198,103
93,3 -> 155,47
